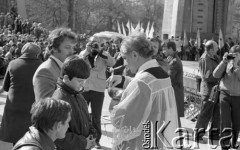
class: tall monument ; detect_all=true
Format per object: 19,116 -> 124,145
162,0 -> 240,41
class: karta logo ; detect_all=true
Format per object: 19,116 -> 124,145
142,121 -> 239,149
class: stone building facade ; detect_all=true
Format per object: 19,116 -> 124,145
162,0 -> 240,42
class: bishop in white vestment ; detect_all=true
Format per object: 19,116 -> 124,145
108,35 -> 181,150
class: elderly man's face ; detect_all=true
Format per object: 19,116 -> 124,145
120,46 -> 138,73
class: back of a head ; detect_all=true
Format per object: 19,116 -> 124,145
121,35 -> 154,58
167,41 -> 176,51
21,42 -> 41,58
205,40 -> 218,51
31,98 -> 72,131
61,55 -> 90,80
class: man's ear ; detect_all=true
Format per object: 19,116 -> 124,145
131,51 -> 139,61
52,121 -> 61,131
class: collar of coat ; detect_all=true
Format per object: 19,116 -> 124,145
57,78 -> 83,95
136,59 -> 159,76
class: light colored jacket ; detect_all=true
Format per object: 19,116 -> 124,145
213,61 -> 240,96
33,56 -> 61,101
79,49 -> 115,92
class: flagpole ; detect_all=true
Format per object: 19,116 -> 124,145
190,0 -> 193,33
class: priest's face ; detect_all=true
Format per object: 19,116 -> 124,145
120,46 -> 139,74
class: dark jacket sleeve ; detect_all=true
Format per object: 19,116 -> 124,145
53,91 -> 88,150
113,65 -> 125,75
3,63 -> 11,92
168,60 -> 179,86
55,132 -> 87,150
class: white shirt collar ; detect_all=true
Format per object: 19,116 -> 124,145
136,59 -> 159,75
50,55 -> 63,68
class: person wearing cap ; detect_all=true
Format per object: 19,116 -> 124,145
193,40 -> 221,142
213,45 -> 240,150
0,42 -> 42,145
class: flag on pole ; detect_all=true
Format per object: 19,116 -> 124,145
140,22 -> 144,33
131,22 -> 135,33
145,21 -> 150,37
196,28 -> 201,49
117,20 -> 122,34
122,22 -> 126,36
126,20 -> 131,35
183,30 -> 188,46
148,22 -> 155,38
219,29 -> 224,49
134,21 -> 141,32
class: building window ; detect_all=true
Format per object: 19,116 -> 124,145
198,16 -> 203,18
198,22 -> 203,24
198,9 -> 203,12
198,3 -> 204,6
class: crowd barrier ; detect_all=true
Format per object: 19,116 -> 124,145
182,61 -> 202,121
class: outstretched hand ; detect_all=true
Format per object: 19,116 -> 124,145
107,75 -> 122,88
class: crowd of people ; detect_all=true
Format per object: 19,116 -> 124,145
0,12 -> 239,150
166,36 -> 236,62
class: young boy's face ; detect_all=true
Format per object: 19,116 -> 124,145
67,77 -> 85,91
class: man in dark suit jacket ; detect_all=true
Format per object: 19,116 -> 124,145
162,41 -> 184,118
33,27 -> 77,101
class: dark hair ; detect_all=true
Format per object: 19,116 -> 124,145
150,37 -> 162,54
121,35 -> 154,58
166,41 -> 176,51
61,55 -> 90,80
48,28 -> 77,54
31,98 -> 72,131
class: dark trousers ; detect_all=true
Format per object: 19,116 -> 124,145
82,90 -> 104,143
220,91 -> 240,150
194,95 -> 219,139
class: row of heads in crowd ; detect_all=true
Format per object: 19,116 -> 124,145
0,28 -> 237,60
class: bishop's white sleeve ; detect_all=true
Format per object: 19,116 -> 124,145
111,79 -> 151,145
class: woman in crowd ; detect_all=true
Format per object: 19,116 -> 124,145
150,37 -> 169,72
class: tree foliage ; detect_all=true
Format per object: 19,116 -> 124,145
26,0 -> 164,35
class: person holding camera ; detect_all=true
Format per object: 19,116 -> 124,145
79,36 -> 115,149
213,45 -> 240,150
